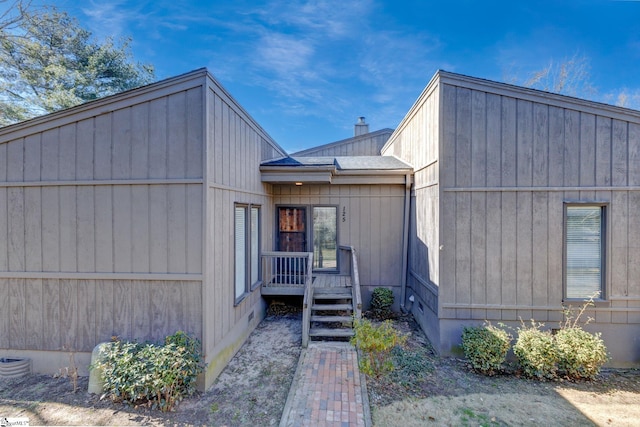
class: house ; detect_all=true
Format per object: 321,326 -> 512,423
0,69 -> 285,388
382,71 -> 640,366
0,68 -> 411,388
0,68 -> 638,388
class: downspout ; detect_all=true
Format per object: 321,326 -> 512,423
400,173 -> 411,313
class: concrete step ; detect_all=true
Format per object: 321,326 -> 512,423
309,328 -> 355,338
310,315 -> 352,323
312,303 -> 353,311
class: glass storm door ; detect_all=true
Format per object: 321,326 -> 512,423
313,207 -> 337,270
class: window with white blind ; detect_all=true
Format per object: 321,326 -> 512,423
235,206 -> 247,301
565,205 -> 605,300
235,204 -> 261,303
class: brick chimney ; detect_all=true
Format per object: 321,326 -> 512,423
354,116 -> 369,136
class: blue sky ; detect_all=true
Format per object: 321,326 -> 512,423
17,0 -> 640,152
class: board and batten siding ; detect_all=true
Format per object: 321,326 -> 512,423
201,77 -> 286,386
382,71 -> 640,364
271,184 -> 405,307
0,278 -> 201,352
292,129 -> 393,157
0,76 -> 206,361
382,80 -> 441,340
436,77 -> 640,364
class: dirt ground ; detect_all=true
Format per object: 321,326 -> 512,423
0,307 -> 302,427
368,318 -> 640,427
1,305 -> 639,426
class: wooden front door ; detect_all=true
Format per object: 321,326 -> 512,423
278,207 -> 307,252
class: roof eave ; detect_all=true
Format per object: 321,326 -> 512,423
333,168 -> 412,176
260,164 -> 412,185
260,165 -> 335,184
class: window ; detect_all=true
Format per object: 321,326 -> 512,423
234,206 -> 247,301
313,206 -> 337,270
565,205 -> 605,300
250,206 -> 260,287
276,205 -> 339,271
235,204 -> 261,303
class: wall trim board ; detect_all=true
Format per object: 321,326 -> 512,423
413,159 -> 439,174
444,186 -> 640,193
409,269 -> 439,295
414,182 -> 439,191
609,296 -> 640,302
440,303 -> 640,312
0,179 -> 203,188
208,181 -> 271,197
0,272 -> 203,281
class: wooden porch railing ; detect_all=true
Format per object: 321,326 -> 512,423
261,251 -> 314,288
301,266 -> 313,348
340,245 -> 362,320
261,251 -> 315,346
261,249 -> 360,347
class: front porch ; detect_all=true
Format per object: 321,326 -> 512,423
261,272 -> 352,296
260,248 -> 362,347
260,249 -> 354,296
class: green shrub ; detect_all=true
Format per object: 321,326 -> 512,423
461,323 -> 511,375
370,287 -> 394,320
512,298 -> 609,381
351,318 -> 407,377
555,327 -> 608,380
92,331 -> 203,412
555,295 -> 609,380
513,322 -> 558,380
165,330 -> 201,365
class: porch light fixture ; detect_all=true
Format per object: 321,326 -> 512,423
295,182 -> 303,186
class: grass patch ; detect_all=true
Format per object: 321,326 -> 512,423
388,345 -> 434,389
458,407 -> 501,427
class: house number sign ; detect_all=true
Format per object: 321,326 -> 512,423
342,206 -> 346,222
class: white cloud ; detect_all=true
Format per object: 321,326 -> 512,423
75,0 -> 451,131
215,0 -> 446,130
81,1 -> 141,39
257,33 -> 316,76
284,0 -> 372,38
80,0 -> 197,41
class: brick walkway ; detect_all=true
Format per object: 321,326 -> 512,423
279,342 -> 371,427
